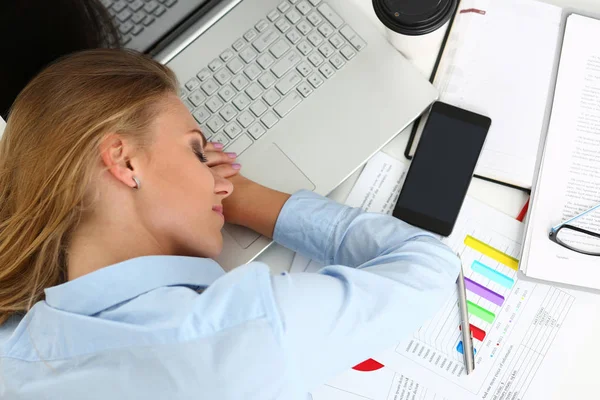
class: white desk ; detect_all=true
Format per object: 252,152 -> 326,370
257,0 -> 600,274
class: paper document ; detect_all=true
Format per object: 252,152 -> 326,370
521,14 -> 600,290
312,196 -> 600,399
290,151 -> 408,273
408,0 -> 562,188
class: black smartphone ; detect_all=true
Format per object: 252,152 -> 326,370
393,102 -> 491,236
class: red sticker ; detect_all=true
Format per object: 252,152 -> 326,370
352,358 -> 385,372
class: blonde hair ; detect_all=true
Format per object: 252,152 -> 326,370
0,49 -> 178,325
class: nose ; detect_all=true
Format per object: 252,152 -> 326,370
211,169 -> 233,199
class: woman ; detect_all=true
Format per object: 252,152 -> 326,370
0,49 -> 459,399
0,0 -> 119,119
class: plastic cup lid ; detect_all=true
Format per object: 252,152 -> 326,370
372,0 -> 458,36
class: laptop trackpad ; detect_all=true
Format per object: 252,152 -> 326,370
224,143 -> 316,249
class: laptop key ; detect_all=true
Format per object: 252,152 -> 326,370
233,93 -> 252,110
224,122 -> 243,139
308,52 -> 324,67
271,50 -> 301,78
248,123 -> 267,140
232,75 -> 250,91
101,0 -> 113,8
237,111 -> 255,128
296,1 -> 312,15
112,0 -> 127,12
286,29 -> 302,45
131,11 -> 145,24
258,72 -> 277,89
274,92 -> 302,118
225,134 -> 253,156
249,100 -> 268,117
119,21 -> 134,34
308,0 -> 322,5
297,40 -> 313,56
261,111 -> 279,128
227,57 -> 245,74
205,97 -> 224,113
188,90 -> 206,107
209,58 -> 224,72
185,77 -> 200,91
297,20 -> 313,35
286,10 -> 302,24
307,31 -> 324,46
318,23 -> 334,38
245,83 -> 264,100
296,82 -> 313,98
340,26 -> 367,51
255,19 -> 269,32
307,73 -> 324,88
307,11 -> 323,26
275,19 -> 292,34
219,104 -> 238,122
240,47 -> 258,63
143,16 -> 155,26
128,0 -> 144,11
296,61 -> 313,77
275,71 -> 302,95
329,34 -> 345,49
340,45 -> 356,60
165,0 -> 177,7
117,9 -> 132,22
244,29 -> 258,42
232,38 -> 246,51
317,4 -> 344,28
207,115 -> 225,133
196,68 -> 211,81
267,10 -> 280,22
218,84 -> 236,102
319,63 -> 335,79
318,43 -> 334,58
154,6 -> 166,16
220,49 -> 235,62
211,133 -> 230,147
201,79 -> 219,96
193,107 -> 211,124
214,68 -> 233,85
270,39 -> 291,58
330,53 -> 346,69
244,64 -> 262,80
143,1 -> 159,13
253,29 -> 278,53
262,89 -> 281,106
277,1 -> 291,13
257,53 -> 275,70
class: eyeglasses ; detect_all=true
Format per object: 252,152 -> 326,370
549,203 -> 600,256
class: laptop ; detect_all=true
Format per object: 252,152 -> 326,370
107,0 -> 438,269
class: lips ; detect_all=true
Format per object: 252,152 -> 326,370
212,205 -> 224,217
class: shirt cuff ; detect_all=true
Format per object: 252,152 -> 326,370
273,190 -> 350,264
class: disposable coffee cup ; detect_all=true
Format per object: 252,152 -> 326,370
373,0 -> 458,62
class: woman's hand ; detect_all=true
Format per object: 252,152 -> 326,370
204,142 -> 241,178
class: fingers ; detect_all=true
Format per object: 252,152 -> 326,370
210,163 -> 242,178
204,142 -> 224,152
205,146 -> 238,168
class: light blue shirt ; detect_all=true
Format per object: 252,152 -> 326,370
0,191 -> 459,399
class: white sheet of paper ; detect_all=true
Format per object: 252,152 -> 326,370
312,196 -> 600,400
409,0 -> 562,188
521,14 -> 600,290
289,151 -> 408,274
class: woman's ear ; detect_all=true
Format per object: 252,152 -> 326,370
99,134 -> 138,189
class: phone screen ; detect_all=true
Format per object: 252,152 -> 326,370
393,102 -> 491,236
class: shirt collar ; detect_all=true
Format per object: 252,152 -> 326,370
44,255 -> 226,316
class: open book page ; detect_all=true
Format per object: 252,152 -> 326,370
522,14 -> 600,290
409,0 -> 562,189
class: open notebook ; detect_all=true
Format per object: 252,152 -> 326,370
406,0 -> 562,191
521,14 -> 600,291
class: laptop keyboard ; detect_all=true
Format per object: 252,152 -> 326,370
101,0 -> 179,46
179,0 -> 367,156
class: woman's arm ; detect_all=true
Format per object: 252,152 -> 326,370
265,190 -> 460,392
222,175 -> 290,238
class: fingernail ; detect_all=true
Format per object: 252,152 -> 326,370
226,152 -> 237,159
211,142 -> 224,149
232,163 -> 242,170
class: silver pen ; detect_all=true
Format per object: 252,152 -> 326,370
456,253 -> 475,375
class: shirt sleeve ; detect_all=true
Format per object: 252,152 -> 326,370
270,190 -> 460,392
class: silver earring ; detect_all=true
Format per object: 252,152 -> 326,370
132,176 -> 141,190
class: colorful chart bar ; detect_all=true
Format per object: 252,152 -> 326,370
472,260 -> 514,289
467,300 -> 495,323
456,341 -> 477,355
459,324 -> 487,341
464,235 -> 519,271
464,277 -> 505,306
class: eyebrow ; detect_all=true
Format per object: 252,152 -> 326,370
190,129 -> 208,148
